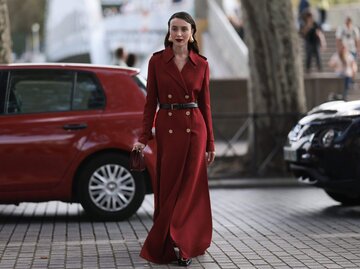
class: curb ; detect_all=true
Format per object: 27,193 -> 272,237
209,177 -> 304,188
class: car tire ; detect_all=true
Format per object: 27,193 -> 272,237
77,153 -> 146,220
325,190 -> 360,206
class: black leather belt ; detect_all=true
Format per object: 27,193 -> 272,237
159,102 -> 198,110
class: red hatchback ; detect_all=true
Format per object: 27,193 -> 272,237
0,63 -> 156,220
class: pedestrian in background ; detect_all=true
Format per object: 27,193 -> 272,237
336,16 -> 360,59
125,53 -> 137,67
298,0 -> 311,30
223,0 -> 244,39
329,44 -> 358,100
113,46 -> 128,66
133,11 -> 215,267
317,0 -> 329,29
301,12 -> 326,72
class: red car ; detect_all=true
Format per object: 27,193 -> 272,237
0,63 -> 156,220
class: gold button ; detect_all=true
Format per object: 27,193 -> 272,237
169,129 -> 173,134
185,95 -> 189,99
168,94 -> 172,99
186,128 -> 191,133
168,112 -> 172,116
185,111 -> 190,116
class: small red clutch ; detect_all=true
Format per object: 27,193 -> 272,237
129,149 -> 145,171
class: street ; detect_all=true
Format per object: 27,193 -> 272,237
1,185 -> 360,269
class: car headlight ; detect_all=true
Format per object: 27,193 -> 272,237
321,129 -> 335,147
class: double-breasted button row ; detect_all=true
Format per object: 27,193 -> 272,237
167,94 -> 190,100
168,111 -> 190,116
168,128 -> 191,134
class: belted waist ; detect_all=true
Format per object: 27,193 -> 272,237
159,102 -> 198,110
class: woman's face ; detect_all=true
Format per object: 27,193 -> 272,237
169,18 -> 193,46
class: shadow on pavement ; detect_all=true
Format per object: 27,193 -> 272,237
321,205 -> 360,218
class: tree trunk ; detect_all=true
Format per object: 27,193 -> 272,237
241,0 -> 306,176
0,0 -> 12,63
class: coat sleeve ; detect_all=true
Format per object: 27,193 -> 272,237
198,62 -> 215,152
139,56 -> 158,145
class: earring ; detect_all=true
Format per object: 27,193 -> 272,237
189,36 -> 194,43
168,35 -> 173,42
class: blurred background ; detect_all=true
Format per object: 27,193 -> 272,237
4,0 -> 360,178
6,0 -> 360,77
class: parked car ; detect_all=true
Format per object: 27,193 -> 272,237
284,100 -> 360,205
0,63 -> 156,220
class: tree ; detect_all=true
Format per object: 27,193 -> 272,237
241,0 -> 306,175
0,0 -> 11,63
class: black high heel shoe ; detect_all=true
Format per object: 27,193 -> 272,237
178,257 -> 192,267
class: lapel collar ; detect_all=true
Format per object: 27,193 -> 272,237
188,50 -> 198,66
163,47 -> 188,91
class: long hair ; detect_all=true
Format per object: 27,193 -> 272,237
164,11 -> 200,54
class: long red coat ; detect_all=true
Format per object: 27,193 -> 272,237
139,46 -> 215,264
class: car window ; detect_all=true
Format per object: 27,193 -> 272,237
134,75 -> 146,93
6,70 -> 73,114
0,71 -> 8,114
133,75 -> 147,94
73,72 -> 105,110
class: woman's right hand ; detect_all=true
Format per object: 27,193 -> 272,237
133,142 -> 145,151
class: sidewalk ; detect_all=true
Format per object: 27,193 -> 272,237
1,185 -> 359,269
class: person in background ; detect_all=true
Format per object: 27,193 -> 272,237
301,12 -> 326,72
113,47 -> 128,66
125,53 -> 137,67
317,0 -> 329,29
298,0 -> 311,30
133,11 -> 215,267
222,0 -> 244,39
329,44 -> 358,100
336,16 -> 360,59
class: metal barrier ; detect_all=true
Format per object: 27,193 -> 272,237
209,112 -> 302,179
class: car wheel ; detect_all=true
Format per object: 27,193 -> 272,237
325,190 -> 360,206
77,153 -> 145,220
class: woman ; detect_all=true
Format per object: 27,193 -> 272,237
133,11 -> 216,266
329,43 -> 358,100
301,12 -> 326,72
301,12 -> 326,73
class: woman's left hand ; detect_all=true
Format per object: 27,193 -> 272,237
206,151 -> 216,166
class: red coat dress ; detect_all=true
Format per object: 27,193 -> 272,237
139,46 -> 214,264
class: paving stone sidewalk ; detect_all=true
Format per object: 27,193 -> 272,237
1,186 -> 360,269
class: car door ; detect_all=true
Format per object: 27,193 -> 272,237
0,69 -> 105,192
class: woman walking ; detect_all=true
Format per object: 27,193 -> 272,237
133,11 -> 215,266
329,44 -> 358,100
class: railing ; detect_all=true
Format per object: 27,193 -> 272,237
208,112 -> 303,179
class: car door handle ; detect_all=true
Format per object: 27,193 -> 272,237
63,123 -> 88,130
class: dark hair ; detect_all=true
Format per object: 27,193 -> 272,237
126,53 -> 137,67
115,47 -> 124,58
164,11 -> 199,54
